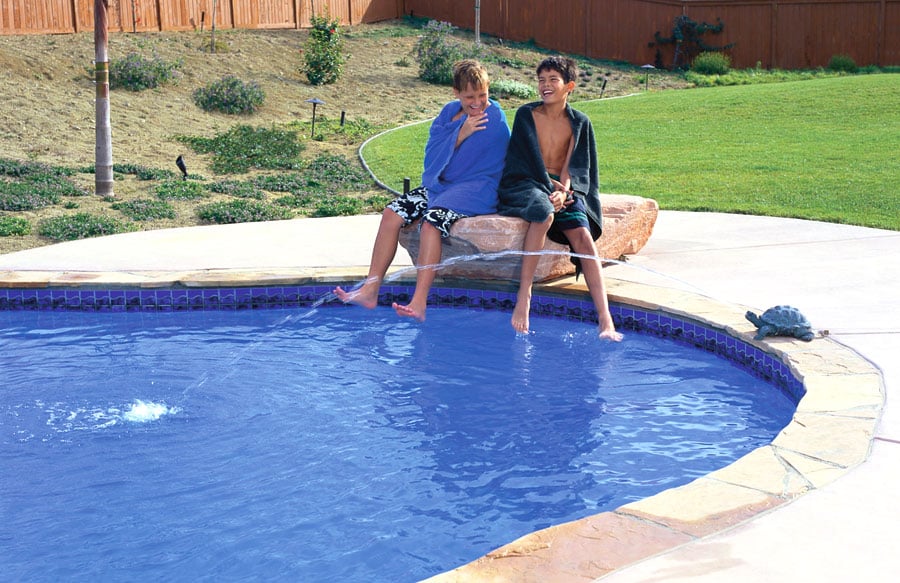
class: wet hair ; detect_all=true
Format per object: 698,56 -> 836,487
536,56 -> 578,85
452,59 -> 490,92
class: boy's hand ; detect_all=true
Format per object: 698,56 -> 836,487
549,189 -> 572,212
457,111 -> 489,144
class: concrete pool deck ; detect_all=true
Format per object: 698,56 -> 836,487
1,210 -> 897,581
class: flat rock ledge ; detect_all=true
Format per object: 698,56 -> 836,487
398,194 -> 659,282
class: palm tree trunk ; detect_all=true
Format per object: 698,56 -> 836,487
95,0 -> 114,197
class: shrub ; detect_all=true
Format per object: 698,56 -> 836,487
178,125 -> 304,173
109,52 -> 181,91
38,213 -> 130,241
209,179 -> 265,199
490,78 -> 537,99
302,13 -> 346,85
111,163 -> 176,181
692,51 -> 731,75
253,173 -> 320,193
155,180 -> 208,200
111,198 -> 177,221
0,180 -> 59,211
196,199 -> 292,224
193,75 -> 265,115
311,195 -> 365,217
828,54 -> 859,73
415,20 -> 463,85
305,153 -> 371,190
0,216 -> 30,236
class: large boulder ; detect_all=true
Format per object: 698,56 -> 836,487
398,194 -> 658,282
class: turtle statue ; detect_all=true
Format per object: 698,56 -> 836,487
745,305 -> 815,341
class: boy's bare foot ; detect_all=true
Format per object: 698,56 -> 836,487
598,323 -> 624,342
511,298 -> 531,334
334,282 -> 378,309
392,301 -> 426,322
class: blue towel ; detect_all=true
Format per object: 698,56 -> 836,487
421,98 -> 510,216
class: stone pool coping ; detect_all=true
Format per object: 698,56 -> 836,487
0,266 -> 884,582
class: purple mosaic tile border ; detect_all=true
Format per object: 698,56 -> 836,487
0,283 -> 804,403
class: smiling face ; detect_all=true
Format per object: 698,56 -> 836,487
453,82 -> 490,115
536,56 -> 578,106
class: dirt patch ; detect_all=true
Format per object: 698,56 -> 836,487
0,21 -> 687,255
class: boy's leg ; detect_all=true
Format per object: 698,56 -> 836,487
393,222 -> 442,321
334,207 -> 404,308
335,188 -> 427,308
512,215 -> 553,334
563,226 -> 623,341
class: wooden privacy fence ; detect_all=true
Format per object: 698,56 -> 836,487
404,0 -> 899,69
0,0 -> 402,34
3,1 -> 897,68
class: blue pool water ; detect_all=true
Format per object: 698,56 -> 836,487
0,305 -> 796,582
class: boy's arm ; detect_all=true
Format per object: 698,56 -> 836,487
555,135 -> 576,193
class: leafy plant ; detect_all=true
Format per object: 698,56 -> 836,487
111,163 -> 176,181
415,20 -> 463,85
0,158 -> 74,178
828,54 -> 859,73
0,165 -> 88,210
0,216 -> 30,236
692,52 -> 732,75
193,75 -> 265,114
37,213 -> 130,241
209,179 -> 265,199
111,198 -> 177,221
109,52 -> 182,91
306,153 -> 372,190
196,199 -> 292,224
311,195 -> 365,217
302,13 -> 346,85
252,173 -> 321,193
650,15 -> 734,70
177,125 -> 304,174
155,180 -> 208,200
490,78 -> 537,99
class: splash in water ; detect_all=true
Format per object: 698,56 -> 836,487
122,400 -> 179,423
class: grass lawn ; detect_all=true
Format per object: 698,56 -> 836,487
361,74 -> 899,231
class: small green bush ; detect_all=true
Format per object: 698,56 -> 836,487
193,75 -> 265,115
274,193 -> 316,208
253,173 -> 320,193
111,198 -> 177,221
415,20 -> 463,85
0,182 -> 57,210
178,125 -> 304,173
305,153 -> 371,190
302,13 -> 346,85
692,52 -> 731,75
38,213 -> 130,241
109,52 -> 181,91
311,195 -> 365,217
209,179 -> 265,199
111,163 -> 176,181
0,216 -> 31,236
490,79 -> 537,99
0,158 -> 72,178
155,180 -> 208,200
828,54 -> 859,73
196,199 -> 292,224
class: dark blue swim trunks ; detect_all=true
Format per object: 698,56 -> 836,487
548,194 -> 590,245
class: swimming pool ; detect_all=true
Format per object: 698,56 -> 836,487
0,284 -> 799,581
